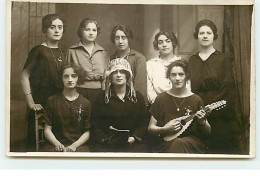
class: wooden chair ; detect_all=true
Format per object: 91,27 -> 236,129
35,111 -> 46,151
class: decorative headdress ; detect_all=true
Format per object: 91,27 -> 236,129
104,58 -> 137,104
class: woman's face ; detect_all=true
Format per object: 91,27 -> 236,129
111,70 -> 127,86
114,30 -> 129,51
62,67 -> 78,89
46,18 -> 64,41
81,22 -> 98,42
169,66 -> 187,89
198,25 -> 214,47
157,34 -> 173,56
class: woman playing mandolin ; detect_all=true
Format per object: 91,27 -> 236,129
148,60 -> 211,153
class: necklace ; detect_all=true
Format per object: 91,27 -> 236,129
46,41 -> 64,65
172,96 -> 185,111
116,48 -> 131,60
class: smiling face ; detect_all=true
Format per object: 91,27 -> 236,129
62,67 -> 78,89
198,25 -> 214,47
81,22 -> 98,42
111,69 -> 127,86
46,18 -> 63,42
157,34 -> 174,56
114,30 -> 129,52
169,66 -> 187,90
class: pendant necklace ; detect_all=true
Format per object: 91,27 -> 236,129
172,96 -> 185,111
46,41 -> 64,68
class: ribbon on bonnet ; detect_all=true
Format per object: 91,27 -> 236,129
104,58 -> 137,104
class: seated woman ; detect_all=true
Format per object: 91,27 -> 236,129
91,58 -> 149,152
42,64 -> 91,152
148,60 -> 211,153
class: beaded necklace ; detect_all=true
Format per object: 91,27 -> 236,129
116,48 -> 131,60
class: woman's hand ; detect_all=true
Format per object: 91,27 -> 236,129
65,144 -> 77,152
29,103 -> 43,112
163,119 -> 182,133
128,137 -> 135,144
54,143 -> 65,152
195,109 -> 207,126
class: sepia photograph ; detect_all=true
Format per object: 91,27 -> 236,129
6,0 -> 255,158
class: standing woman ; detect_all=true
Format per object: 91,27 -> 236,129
110,25 -> 148,104
148,60 -> 210,153
147,31 -> 181,104
189,19 -> 240,154
21,14 -> 66,151
67,18 -> 109,105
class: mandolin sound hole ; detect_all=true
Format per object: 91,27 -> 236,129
181,120 -> 186,126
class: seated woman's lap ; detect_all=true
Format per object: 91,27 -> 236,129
40,143 -> 90,152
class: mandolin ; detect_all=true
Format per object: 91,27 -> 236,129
163,100 -> 226,142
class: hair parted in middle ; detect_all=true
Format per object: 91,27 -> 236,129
104,58 -> 136,104
153,30 -> 178,51
42,14 -> 66,33
110,25 -> 133,45
60,64 -> 84,86
166,60 -> 190,80
77,18 -> 101,39
193,19 -> 218,40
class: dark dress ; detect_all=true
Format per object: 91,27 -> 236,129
91,87 -> 149,152
150,92 -> 208,153
23,45 -> 66,151
42,93 -> 91,152
188,50 -> 241,154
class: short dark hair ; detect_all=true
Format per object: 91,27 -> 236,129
42,14 -> 65,33
166,60 -> 190,80
110,25 -> 133,45
60,64 -> 84,86
77,18 -> 101,39
153,31 -> 178,51
194,19 -> 218,40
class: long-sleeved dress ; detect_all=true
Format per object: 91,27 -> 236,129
67,42 -> 109,104
188,50 -> 241,154
23,45 -> 66,151
91,87 -> 149,152
150,92 -> 208,153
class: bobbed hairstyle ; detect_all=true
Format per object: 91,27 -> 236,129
153,30 -> 178,51
60,64 -> 84,86
166,60 -> 190,80
42,14 -> 65,33
77,18 -> 101,39
110,25 -> 133,45
193,19 -> 218,40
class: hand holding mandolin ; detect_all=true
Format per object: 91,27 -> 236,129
195,109 -> 207,126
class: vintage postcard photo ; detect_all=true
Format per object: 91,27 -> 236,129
6,0 -> 255,158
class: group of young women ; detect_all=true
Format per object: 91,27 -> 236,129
21,14 -> 240,154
